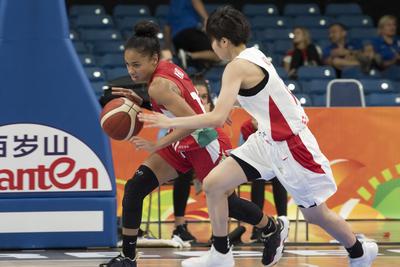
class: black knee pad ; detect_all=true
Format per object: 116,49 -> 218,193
122,165 -> 159,229
228,192 -> 264,225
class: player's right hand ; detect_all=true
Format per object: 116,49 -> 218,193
112,87 -> 143,106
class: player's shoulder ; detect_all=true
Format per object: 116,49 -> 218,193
224,58 -> 250,75
148,77 -> 180,102
149,76 -> 175,96
226,57 -> 263,77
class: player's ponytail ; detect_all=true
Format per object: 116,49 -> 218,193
125,20 -> 161,59
134,21 -> 159,39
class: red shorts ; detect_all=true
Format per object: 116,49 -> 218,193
157,135 -> 232,182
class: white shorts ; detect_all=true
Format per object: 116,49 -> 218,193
231,127 -> 337,208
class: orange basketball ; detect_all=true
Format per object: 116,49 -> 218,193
100,97 -> 143,140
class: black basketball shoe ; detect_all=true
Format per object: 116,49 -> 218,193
261,216 -> 289,266
172,224 -> 197,242
99,254 -> 137,267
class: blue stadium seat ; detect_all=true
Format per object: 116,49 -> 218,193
258,29 -> 293,41
84,67 -> 106,82
243,4 -> 279,16
79,29 -> 122,41
349,28 -> 377,40
317,39 -> 331,50
97,54 -> 124,68
185,67 -> 198,76
302,79 -> 329,94
91,81 -> 106,96
284,80 -> 302,93
311,93 -> 326,106
247,40 -> 265,52
308,28 -> 329,40
72,41 -> 88,53
116,16 -> 159,31
341,67 -> 382,79
113,5 -> 150,18
270,54 -> 284,66
251,16 -> 293,30
158,18 -> 167,28
274,40 -> 293,54
295,93 -> 312,106
297,66 -> 336,81
105,67 -> 128,80
78,54 -> 96,67
284,4 -> 320,16
325,3 -> 362,16
360,79 -> 396,94
69,29 -> 79,41
293,16 -> 332,28
366,93 -> 400,106
394,82 -> 400,92
209,80 -> 221,95
336,15 -> 373,28
382,65 -> 400,81
260,41 -> 275,54
91,41 -> 125,55
122,30 -> 133,40
74,15 -> 114,29
155,5 -> 169,19
275,67 -> 289,79
326,79 -> 365,107
69,5 -> 105,17
205,67 -> 224,82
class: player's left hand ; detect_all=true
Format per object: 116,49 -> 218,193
138,112 -> 172,129
129,136 -> 158,153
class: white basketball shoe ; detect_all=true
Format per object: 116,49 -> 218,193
181,245 -> 234,267
349,241 -> 378,267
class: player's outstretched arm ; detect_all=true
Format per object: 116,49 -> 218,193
142,77 -> 198,150
139,62 -> 242,129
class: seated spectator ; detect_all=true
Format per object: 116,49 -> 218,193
323,23 -> 361,72
323,23 -> 383,75
357,42 -> 383,73
163,0 -> 220,70
372,15 -> 400,69
283,27 -> 322,79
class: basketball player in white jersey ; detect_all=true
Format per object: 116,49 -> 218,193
139,6 -> 378,267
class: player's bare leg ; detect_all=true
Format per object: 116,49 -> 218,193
301,203 -> 378,267
182,157 -> 289,267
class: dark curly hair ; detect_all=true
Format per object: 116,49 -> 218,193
125,20 -> 161,59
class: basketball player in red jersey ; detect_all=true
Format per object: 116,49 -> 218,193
100,21 -> 281,267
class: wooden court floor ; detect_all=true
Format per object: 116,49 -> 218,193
0,245 -> 399,267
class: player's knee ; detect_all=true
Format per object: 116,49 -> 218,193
122,165 -> 159,209
202,175 -> 222,195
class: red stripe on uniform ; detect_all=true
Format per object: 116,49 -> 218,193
269,96 -> 294,141
287,135 -> 325,174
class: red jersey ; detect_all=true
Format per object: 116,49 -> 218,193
149,61 -> 226,152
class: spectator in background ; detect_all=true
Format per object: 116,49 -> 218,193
323,23 -> 360,73
163,0 -> 220,70
372,15 -> 400,69
283,27 -> 322,79
323,23 -> 382,75
239,117 -> 288,242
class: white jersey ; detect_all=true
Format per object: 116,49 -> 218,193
235,47 -> 308,141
